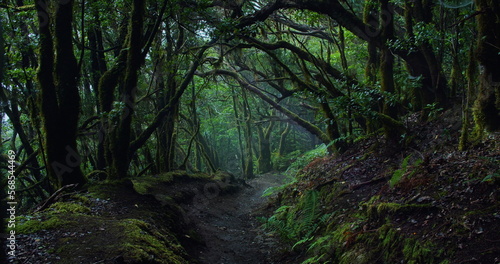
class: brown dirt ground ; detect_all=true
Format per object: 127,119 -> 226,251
181,173 -> 289,264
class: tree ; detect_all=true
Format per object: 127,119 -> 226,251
256,118 -> 274,174
473,0 -> 500,132
1,0 -> 497,205
35,0 -> 86,189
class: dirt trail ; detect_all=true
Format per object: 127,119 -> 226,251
182,174 -> 286,264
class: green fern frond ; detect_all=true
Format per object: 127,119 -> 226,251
299,190 -> 321,237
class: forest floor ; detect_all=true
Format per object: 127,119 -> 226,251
8,172 -> 290,264
181,173 -> 287,264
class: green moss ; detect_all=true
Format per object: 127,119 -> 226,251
17,215 -> 76,234
339,246 -> 373,264
67,193 -> 92,205
464,204 -> 500,216
48,202 -> 91,214
31,214 -> 189,264
211,170 -> 234,182
319,181 -> 348,205
131,171 -> 211,195
389,155 -> 423,188
131,174 -> 174,195
118,218 -> 188,264
379,224 -> 401,260
87,179 -> 129,199
360,196 -> 432,221
403,237 -> 447,264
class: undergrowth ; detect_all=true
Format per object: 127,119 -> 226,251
389,154 -> 423,188
262,145 -> 450,264
264,144 -> 329,197
262,190 -> 325,243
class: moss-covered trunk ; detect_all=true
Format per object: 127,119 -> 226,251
156,76 -> 179,173
459,46 -> 477,150
35,0 -> 86,189
88,11 -> 109,171
0,16 -> 7,264
108,0 -> 145,179
473,0 -> 500,132
155,23 -> 182,173
379,0 -> 402,143
277,122 -> 291,156
320,102 -> 346,152
256,121 -> 274,174
364,0 -> 379,85
242,89 -> 254,179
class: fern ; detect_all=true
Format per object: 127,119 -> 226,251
302,254 -> 327,264
307,235 -> 332,252
299,190 -> 321,238
319,213 -> 333,224
389,154 -> 412,188
262,205 -> 294,240
389,155 -> 423,188
263,190 -> 324,249
286,144 -> 329,177
262,180 -> 295,197
293,236 -> 314,250
275,205 -> 291,213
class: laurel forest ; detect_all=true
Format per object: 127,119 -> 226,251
0,0 -> 499,263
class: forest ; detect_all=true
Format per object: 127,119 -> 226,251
0,0 -> 499,263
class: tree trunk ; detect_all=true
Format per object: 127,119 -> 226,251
473,0 -> 500,132
156,77 -> 179,173
88,10 -> 108,171
108,0 -> 145,179
241,89 -> 254,179
232,86 -> 246,175
320,102 -> 346,152
411,0 -> 449,108
35,0 -> 86,189
256,121 -> 274,173
379,0 -> 402,143
364,0 -> 379,84
277,122 -> 291,156
459,46 -> 477,150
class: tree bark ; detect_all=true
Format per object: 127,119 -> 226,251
256,121 -> 274,173
473,0 -> 500,132
88,9 -> 108,171
379,0 -> 403,143
241,88 -> 254,179
277,122 -> 291,156
108,0 -> 145,179
35,0 -> 86,189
